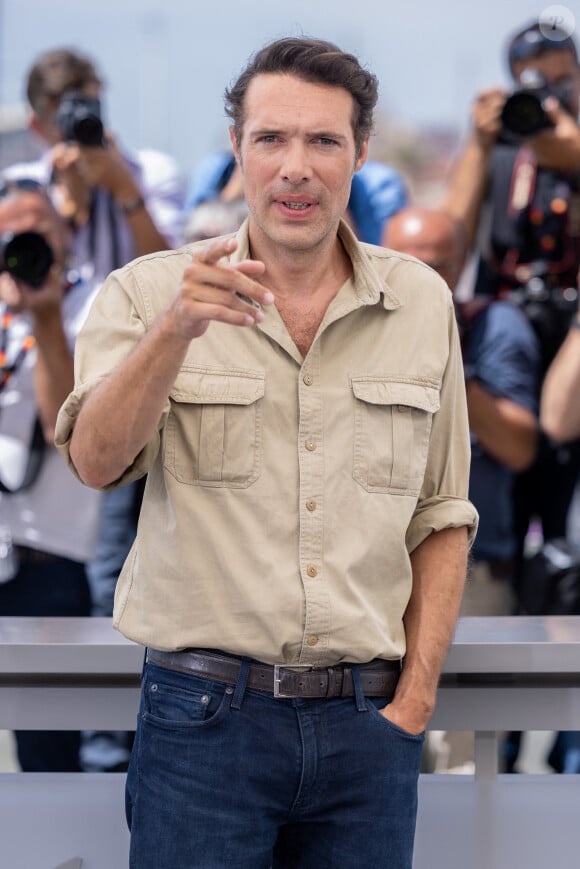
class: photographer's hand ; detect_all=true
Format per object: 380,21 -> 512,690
74,131 -> 173,256
443,88 -> 505,250
49,142 -> 92,227
74,133 -> 137,200
472,87 -> 505,151
530,98 -> 580,171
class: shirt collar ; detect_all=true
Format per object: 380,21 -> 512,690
231,218 -> 402,313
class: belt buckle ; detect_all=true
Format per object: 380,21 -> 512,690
273,663 -> 314,698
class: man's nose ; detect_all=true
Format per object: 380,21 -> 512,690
280,142 -> 312,184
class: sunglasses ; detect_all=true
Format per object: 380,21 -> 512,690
509,28 -> 577,68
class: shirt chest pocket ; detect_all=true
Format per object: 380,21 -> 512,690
352,378 -> 440,495
163,369 -> 265,488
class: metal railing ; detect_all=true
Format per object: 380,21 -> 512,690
2,615 -> 580,869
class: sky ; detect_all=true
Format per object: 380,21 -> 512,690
0,0 -> 574,179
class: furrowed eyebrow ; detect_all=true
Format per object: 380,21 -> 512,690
249,128 -> 348,142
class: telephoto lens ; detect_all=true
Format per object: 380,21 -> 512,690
0,231 -> 55,288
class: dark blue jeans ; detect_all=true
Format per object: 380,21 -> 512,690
126,659 -> 424,868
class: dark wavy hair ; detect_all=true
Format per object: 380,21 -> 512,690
224,37 -> 378,157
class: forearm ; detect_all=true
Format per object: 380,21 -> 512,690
541,329 -> 580,442
467,379 -> 537,471
114,177 -> 171,255
443,135 -> 491,250
32,308 -> 75,442
69,311 -> 190,487
389,526 -> 469,732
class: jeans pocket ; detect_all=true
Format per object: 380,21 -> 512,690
366,698 -> 425,742
143,670 -> 230,730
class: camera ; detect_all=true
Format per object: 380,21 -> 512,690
0,231 -> 55,288
55,91 -> 105,147
501,69 -> 574,141
509,270 -> 578,371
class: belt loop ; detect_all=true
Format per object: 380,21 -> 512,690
341,666 -> 351,698
231,658 -> 251,710
351,665 -> 367,713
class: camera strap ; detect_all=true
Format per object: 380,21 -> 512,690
0,415 -> 45,494
88,192 -> 122,272
507,146 -> 536,215
0,310 -> 46,494
0,311 -> 36,394
489,146 -> 580,288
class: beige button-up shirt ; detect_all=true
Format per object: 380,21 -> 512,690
56,220 -> 478,665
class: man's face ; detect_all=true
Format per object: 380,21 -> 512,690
384,213 -> 465,291
230,73 -> 367,256
512,49 -> 580,118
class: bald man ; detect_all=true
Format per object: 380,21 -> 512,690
382,207 -> 467,291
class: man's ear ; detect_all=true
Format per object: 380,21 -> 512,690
229,126 -> 241,166
355,137 -> 369,173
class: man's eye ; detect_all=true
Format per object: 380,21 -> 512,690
259,135 -> 278,144
317,137 -> 338,146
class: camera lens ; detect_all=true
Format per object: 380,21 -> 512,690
72,113 -> 104,147
501,92 -> 548,138
2,232 -> 55,288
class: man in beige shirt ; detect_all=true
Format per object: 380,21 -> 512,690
56,37 -> 477,869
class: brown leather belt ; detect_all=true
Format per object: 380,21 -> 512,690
146,648 -> 402,699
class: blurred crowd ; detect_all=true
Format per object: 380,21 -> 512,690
1,16 -> 580,775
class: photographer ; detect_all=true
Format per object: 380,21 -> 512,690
445,20 -> 580,568
445,19 -> 580,774
4,48 -> 185,772
0,179 -> 102,771
4,48 -> 184,280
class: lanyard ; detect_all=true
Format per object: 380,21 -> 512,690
0,309 -> 45,494
0,311 -> 36,395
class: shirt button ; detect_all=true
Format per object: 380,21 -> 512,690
303,373 -> 313,386
397,405 -> 410,413
306,564 -> 318,577
306,499 -> 317,512
307,635 -> 319,646
305,439 -> 317,451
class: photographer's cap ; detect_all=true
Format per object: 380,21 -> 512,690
507,19 -> 578,75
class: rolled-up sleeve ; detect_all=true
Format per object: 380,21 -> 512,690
54,267 -> 170,488
406,299 -> 478,553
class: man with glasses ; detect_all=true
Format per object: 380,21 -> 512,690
0,179 -> 102,770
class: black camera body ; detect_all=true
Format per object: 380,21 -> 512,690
501,70 -> 574,141
55,91 -> 105,147
508,272 -> 578,372
0,231 -> 55,288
